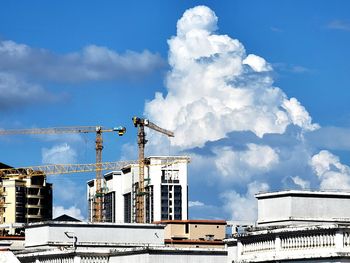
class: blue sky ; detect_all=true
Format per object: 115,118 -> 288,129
1,1 -> 350,221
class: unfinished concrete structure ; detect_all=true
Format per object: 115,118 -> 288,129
0,163 -> 52,234
87,156 -> 189,223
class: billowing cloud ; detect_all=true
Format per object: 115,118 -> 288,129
214,144 -> 279,182
311,150 -> 350,190
53,205 -> 84,221
291,176 -> 310,189
138,6 -> 349,221
222,181 -> 269,221
0,40 -> 164,83
145,5 -> 318,150
42,143 -> 77,164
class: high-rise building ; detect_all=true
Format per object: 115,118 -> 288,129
87,156 -> 189,223
0,163 -> 52,226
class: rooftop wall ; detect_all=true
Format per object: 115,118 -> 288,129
256,190 -> 350,226
25,222 -> 165,248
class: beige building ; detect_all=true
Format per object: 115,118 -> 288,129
0,163 -> 52,233
156,219 -> 227,248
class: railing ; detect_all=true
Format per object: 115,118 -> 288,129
242,238 -> 275,253
20,256 -> 109,263
281,232 -> 335,250
237,228 -> 350,262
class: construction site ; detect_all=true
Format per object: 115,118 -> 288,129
0,117 -> 232,263
0,117 -> 192,228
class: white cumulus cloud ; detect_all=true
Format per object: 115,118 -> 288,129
137,5 -> 349,221
291,176 -> 310,189
311,150 -> 350,190
145,5 -> 318,150
243,54 -> 272,72
214,144 -> 279,182
222,181 -> 269,221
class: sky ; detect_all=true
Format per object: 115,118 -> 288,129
1,0 -> 350,221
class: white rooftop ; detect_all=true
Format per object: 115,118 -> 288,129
256,190 -> 350,226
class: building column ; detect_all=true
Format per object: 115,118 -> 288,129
74,255 -> 81,263
275,235 -> 281,252
335,230 -> 344,250
237,240 -> 243,256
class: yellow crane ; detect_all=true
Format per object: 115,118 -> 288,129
0,160 -> 135,225
0,159 -> 189,225
0,125 -> 126,222
132,117 -> 174,223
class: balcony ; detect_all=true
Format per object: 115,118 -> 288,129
235,224 -> 350,262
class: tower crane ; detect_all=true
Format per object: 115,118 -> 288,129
0,159 -> 189,224
0,160 -> 135,225
0,125 -> 126,222
132,117 -> 174,223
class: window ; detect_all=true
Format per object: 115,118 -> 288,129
124,193 -> 131,223
104,192 -> 115,222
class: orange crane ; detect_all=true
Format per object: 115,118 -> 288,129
0,125 -> 126,222
132,117 -> 174,223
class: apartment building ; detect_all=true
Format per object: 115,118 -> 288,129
0,163 -> 52,227
87,156 -> 189,223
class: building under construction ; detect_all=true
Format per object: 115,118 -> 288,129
87,156 -> 189,223
0,162 -> 52,231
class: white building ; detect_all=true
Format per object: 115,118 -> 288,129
87,156 -> 189,223
227,190 -> 350,263
12,221 -> 227,263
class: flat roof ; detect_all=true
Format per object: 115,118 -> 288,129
164,239 -> 224,245
154,220 -> 226,225
255,190 -> 350,199
26,221 -> 165,229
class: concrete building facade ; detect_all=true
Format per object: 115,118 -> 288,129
13,221 -> 227,263
87,156 -> 189,223
0,164 -> 52,231
227,190 -> 350,263
158,219 -> 226,248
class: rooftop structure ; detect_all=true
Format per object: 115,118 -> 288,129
256,190 -> 350,226
157,219 -> 226,248
228,190 -> 350,262
13,221 -> 227,263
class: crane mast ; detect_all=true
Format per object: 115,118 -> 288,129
0,125 -> 126,222
132,117 -> 174,223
